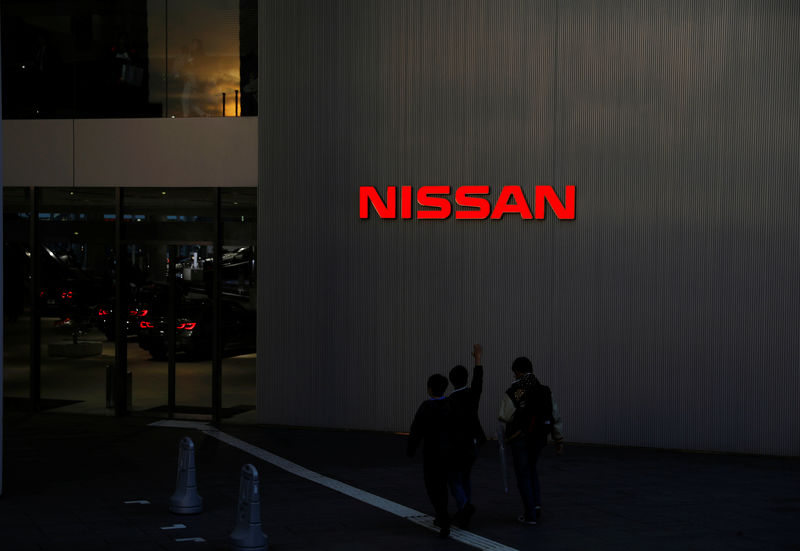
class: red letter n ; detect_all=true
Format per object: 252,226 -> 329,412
534,186 -> 575,219
360,186 -> 397,219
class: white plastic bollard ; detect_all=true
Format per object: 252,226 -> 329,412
229,464 -> 268,551
169,436 -> 203,514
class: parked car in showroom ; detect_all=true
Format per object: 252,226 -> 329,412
91,281 -> 170,340
4,242 -> 110,322
92,303 -> 149,340
136,291 -> 256,360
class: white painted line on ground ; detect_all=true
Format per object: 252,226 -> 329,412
150,419 -> 520,551
407,516 -> 518,551
123,499 -> 151,505
161,523 -> 187,530
152,420 -> 213,430
175,537 -> 206,542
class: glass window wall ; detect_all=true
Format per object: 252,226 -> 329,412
3,186 -> 257,421
1,0 -> 258,119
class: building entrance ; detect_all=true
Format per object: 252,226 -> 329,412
2,187 -> 257,424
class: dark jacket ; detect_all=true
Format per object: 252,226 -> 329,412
447,365 -> 487,457
501,373 -> 563,444
407,398 -> 452,466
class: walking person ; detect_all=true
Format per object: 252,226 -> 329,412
407,374 -> 453,538
499,356 -> 564,525
447,344 -> 487,528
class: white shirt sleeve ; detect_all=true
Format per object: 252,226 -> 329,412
498,393 -> 516,423
551,399 -> 564,443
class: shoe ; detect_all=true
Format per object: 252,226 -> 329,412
517,514 -> 536,525
453,503 -> 475,530
451,508 -> 465,528
433,514 -> 451,537
453,508 -> 472,529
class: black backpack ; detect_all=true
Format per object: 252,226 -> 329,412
508,383 -> 554,439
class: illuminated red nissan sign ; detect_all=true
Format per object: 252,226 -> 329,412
359,185 -> 575,220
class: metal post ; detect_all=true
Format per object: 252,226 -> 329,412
235,90 -> 238,117
29,187 -> 41,413
0,50 -> 4,493
164,0 -> 169,118
222,92 -> 226,117
114,187 -> 128,416
212,188 -> 222,425
168,244 -> 177,416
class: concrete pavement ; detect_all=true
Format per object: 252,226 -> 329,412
1,402 -> 798,550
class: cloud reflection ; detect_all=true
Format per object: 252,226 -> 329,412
148,0 -> 243,117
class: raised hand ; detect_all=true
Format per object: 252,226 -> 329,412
472,344 -> 483,364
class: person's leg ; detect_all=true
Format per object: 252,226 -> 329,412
447,469 -> 468,511
463,443 -> 477,505
456,450 -> 477,527
527,438 -> 546,510
510,439 -> 536,520
424,464 -> 450,535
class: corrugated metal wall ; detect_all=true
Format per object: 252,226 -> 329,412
258,0 -> 800,455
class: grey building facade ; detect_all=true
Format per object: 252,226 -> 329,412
257,0 -> 800,456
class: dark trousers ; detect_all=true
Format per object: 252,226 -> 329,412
510,436 -> 546,515
423,463 -> 450,525
447,444 -> 477,510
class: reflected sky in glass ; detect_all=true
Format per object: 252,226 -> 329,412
148,0 -> 244,117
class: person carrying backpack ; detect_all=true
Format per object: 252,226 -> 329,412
498,356 -> 564,525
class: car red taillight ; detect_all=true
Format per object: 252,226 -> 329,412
176,322 -> 196,330
140,321 -> 153,329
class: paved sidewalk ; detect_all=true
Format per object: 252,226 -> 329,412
1,405 -> 798,550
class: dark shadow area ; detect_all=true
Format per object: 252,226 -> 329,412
3,397 -> 83,412
143,404 -> 254,419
